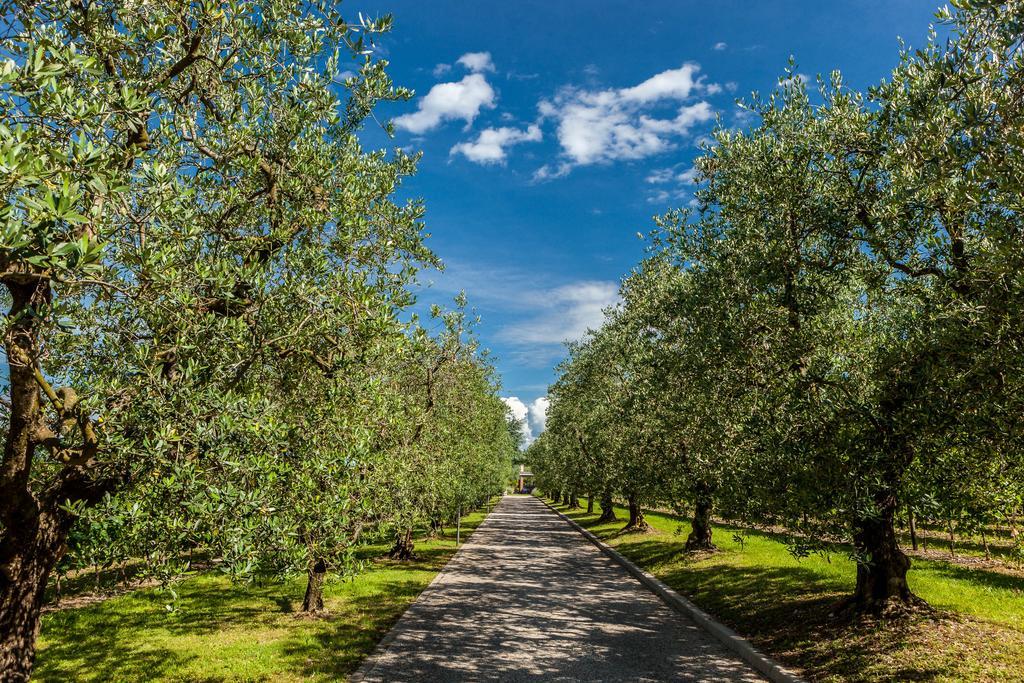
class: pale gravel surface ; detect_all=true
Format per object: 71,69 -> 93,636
355,495 -> 764,682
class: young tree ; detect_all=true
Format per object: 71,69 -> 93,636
375,304 -> 514,561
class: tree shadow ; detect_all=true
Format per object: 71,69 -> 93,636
597,538 -> 956,681
280,578 -> 433,679
36,598 -> 200,682
917,560 -> 1024,592
35,504 -> 498,682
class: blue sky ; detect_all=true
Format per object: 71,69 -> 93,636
357,0 -> 940,443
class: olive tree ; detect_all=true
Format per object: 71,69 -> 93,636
0,0 -> 430,674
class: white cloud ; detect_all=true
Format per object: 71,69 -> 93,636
502,395 -> 550,447
432,63 -> 452,78
678,166 -> 700,184
504,281 -> 619,345
528,397 -> 549,433
713,41 -> 728,51
503,395 -> 529,429
619,63 -> 704,103
421,260 -> 619,372
532,162 -> 573,181
450,124 -> 542,164
645,168 -> 676,184
536,63 -> 717,174
457,51 -> 495,73
394,74 -> 496,134
503,396 -> 528,422
645,165 -> 701,202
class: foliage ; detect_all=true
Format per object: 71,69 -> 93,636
0,0 -> 514,676
530,0 -> 1024,612
553,499 -> 1024,682
36,507 -> 492,682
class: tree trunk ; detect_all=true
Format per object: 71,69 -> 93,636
569,492 -> 581,509
623,495 -> 650,533
428,518 -> 443,538
0,512 -> 70,681
685,496 -> 715,551
586,495 -> 594,514
597,490 -> 617,524
948,520 -> 956,557
301,557 -> 327,613
848,498 -> 920,614
908,508 -> 918,551
1,279 -> 66,680
388,528 -> 416,561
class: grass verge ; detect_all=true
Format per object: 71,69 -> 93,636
548,498 -> 1024,682
34,506 -> 492,682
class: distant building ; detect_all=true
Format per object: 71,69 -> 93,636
516,464 -> 534,493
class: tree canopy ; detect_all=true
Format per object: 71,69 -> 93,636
530,0 -> 1024,615
0,1 -> 514,677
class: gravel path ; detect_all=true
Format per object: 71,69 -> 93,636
354,495 -> 764,682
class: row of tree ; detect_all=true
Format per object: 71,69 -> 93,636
530,0 -> 1023,616
0,1 -> 514,679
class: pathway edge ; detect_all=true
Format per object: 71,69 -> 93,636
540,497 -> 805,683
347,503 -> 498,683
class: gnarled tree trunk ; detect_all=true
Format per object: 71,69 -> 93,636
848,495 -> 919,614
1,278 -> 85,681
301,557 -> 327,613
597,490 -> 617,524
428,518 -> 444,538
586,495 -> 594,514
388,527 -> 416,561
685,496 -> 715,551
568,492 -> 581,509
0,509 -> 72,682
623,495 -> 650,533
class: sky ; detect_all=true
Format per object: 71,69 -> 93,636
355,0 -> 941,445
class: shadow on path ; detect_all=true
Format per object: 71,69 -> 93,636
358,496 -> 763,682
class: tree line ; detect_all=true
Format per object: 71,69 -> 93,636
0,1 -> 515,679
529,0 -> 1023,616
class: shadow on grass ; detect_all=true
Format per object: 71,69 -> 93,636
281,578 -> 430,679
37,567 -> 441,682
37,595 -> 203,682
915,559 -> 1024,592
545,496 -> 955,681
36,506 -> 495,682
279,517 -> 493,680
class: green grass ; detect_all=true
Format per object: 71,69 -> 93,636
550,498 -> 1024,682
35,506 -> 492,682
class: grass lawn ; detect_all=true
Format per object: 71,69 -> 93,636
34,505 -> 492,682
548,498 -> 1024,683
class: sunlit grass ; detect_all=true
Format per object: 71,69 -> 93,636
35,506 -> 492,682
551,498 -> 1024,682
